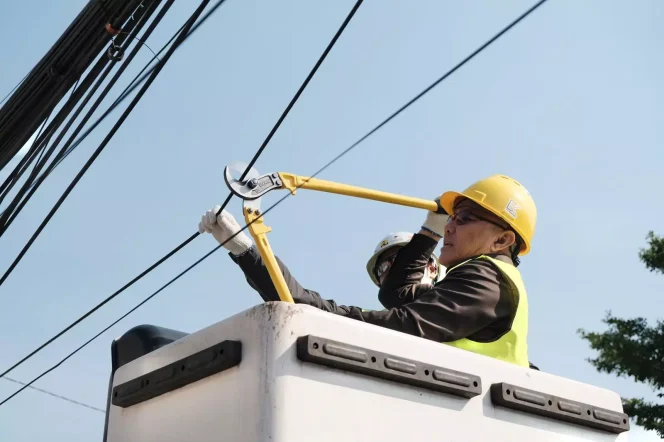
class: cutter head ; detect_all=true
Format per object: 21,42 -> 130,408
224,166 -> 282,200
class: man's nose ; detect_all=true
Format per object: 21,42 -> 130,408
445,220 -> 455,236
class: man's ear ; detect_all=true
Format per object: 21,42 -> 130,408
494,230 -> 516,252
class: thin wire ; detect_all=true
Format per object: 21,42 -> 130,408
240,0 -> 364,180
24,79 -> 81,195
0,73 -> 29,107
9,112 -> 51,188
212,0 -> 366,224
30,116 -> 56,175
116,32 -> 163,63
0,0 -> 550,407
0,74 -> 74,203
0,0 -> 364,381
1,377 -> 105,413
0,109 -> 55,210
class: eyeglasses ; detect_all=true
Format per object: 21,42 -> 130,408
447,211 -> 510,231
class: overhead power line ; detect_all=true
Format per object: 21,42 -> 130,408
0,15 -> 188,221
0,0 -> 550,408
0,0 -> 258,284
0,0 -> 365,382
0,0 -> 181,281
0,0 -> 173,247
0,0 -> 154,171
1,377 -> 104,413
2,0 -> 273,223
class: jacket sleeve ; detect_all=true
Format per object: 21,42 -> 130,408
228,246 -> 360,315
293,258 -> 513,343
377,233 -> 439,309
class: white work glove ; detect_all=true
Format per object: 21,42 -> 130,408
198,205 -> 253,256
421,199 -> 448,239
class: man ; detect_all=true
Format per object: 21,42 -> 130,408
373,174 -> 536,367
201,173 -> 536,367
198,210 -> 443,304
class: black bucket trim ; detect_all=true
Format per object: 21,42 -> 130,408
111,340 -> 241,408
296,335 -> 481,398
490,382 -> 630,434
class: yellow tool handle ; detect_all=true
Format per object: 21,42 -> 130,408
243,209 -> 294,304
237,170 -> 441,305
278,172 -> 439,211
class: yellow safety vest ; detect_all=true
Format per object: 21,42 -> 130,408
443,255 -> 529,367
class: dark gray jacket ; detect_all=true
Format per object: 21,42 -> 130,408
229,233 -> 518,344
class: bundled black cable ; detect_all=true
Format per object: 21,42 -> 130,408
0,0 -> 170,236
0,0 -> 148,171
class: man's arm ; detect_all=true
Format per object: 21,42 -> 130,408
377,233 -> 439,308
295,258 -> 513,343
198,206 -> 343,308
378,209 -> 448,308
229,246 -> 360,315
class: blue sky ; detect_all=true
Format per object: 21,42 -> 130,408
1,0 -> 663,440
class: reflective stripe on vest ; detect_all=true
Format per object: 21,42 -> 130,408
442,255 -> 529,367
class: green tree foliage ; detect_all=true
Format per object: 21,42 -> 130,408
640,231 -> 664,275
578,231 -> 664,438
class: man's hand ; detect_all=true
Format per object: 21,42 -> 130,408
421,210 -> 447,240
198,205 -> 253,255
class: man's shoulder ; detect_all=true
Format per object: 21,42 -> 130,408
444,254 -> 511,280
437,255 -> 516,312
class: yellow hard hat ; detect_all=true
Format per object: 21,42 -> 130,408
439,175 -> 537,255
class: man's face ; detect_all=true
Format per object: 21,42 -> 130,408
438,198 -> 515,268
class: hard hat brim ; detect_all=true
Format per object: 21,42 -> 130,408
366,243 -> 402,286
439,190 -> 463,216
366,255 -> 381,286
